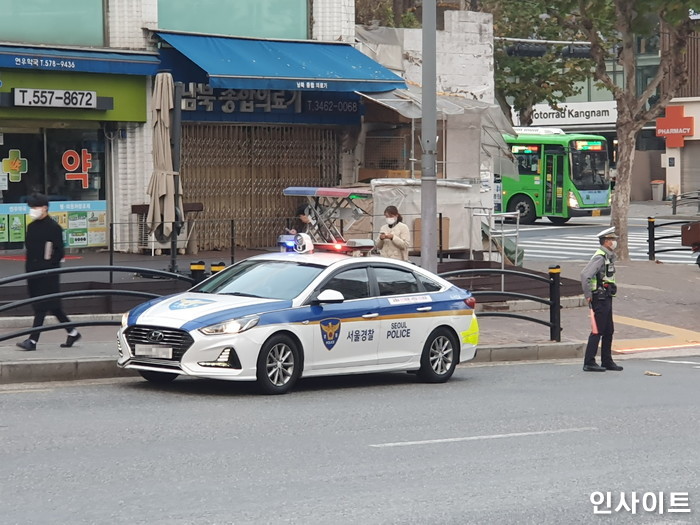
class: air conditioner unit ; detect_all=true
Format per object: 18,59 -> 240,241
136,214 -> 188,255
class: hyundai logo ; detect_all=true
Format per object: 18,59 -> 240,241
147,330 -> 165,343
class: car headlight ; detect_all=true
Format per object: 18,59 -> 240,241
199,316 -> 259,335
121,312 -> 129,328
568,191 -> 579,209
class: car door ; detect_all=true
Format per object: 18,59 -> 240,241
306,266 -> 380,371
372,265 -> 436,365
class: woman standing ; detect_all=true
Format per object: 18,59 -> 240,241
376,206 -> 410,261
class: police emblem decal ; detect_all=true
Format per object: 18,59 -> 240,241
319,318 -> 341,350
169,298 -> 216,310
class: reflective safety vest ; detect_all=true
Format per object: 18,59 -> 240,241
589,248 -> 616,294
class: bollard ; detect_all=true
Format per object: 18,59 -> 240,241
210,261 -> 226,274
548,265 -> 561,342
189,260 -> 206,283
647,217 -> 655,261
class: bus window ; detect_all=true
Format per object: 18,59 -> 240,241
571,149 -> 609,191
512,145 -> 540,175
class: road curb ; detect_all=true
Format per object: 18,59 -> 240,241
0,357 -> 136,384
473,342 -> 585,363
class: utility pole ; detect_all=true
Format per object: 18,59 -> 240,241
169,81 -> 183,274
421,0 -> 438,272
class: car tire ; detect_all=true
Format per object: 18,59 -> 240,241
138,370 -> 178,384
256,334 -> 301,395
547,216 -> 571,225
507,195 -> 537,224
417,328 -> 459,383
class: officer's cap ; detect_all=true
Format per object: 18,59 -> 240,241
597,226 -> 617,239
27,193 -> 49,208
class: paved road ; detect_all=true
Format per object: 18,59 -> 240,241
2,356 -> 698,524
513,215 -> 694,264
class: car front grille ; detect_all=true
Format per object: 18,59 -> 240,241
124,326 -> 194,361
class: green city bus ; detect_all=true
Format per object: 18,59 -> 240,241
496,127 -> 611,224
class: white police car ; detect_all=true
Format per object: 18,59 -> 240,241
117,251 -> 479,394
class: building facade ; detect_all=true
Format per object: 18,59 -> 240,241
0,0 -> 158,249
659,28 -> 700,196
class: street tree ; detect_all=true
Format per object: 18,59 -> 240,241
355,0 -> 420,28
554,1 -> 697,260
478,0 -> 593,126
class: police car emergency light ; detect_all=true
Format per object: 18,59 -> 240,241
278,233 -> 315,253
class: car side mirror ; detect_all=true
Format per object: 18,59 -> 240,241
312,289 -> 345,305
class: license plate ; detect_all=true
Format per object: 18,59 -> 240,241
135,345 -> 173,359
592,209 -> 601,216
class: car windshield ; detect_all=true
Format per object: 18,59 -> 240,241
191,260 -> 325,300
571,150 -> 609,190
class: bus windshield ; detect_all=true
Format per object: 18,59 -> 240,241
571,149 -> 609,191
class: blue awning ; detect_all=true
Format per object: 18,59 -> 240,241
0,45 -> 159,76
155,31 -> 406,92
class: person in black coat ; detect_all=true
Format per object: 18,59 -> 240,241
16,193 -> 81,351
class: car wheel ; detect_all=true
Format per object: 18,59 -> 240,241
507,195 -> 537,224
547,216 -> 570,225
256,335 -> 301,395
417,328 -> 459,383
138,370 -> 178,384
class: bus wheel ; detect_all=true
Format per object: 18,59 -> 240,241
548,216 -> 570,225
508,195 -> 537,224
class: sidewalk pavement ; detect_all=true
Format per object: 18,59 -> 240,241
2,201 -> 699,384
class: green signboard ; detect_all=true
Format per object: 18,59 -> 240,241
0,70 -> 148,122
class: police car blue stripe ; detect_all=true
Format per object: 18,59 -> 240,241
181,300 -> 294,331
127,295 -> 172,326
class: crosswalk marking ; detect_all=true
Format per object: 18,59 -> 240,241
516,233 -> 692,263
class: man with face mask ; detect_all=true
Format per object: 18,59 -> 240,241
580,227 -> 622,372
15,193 -> 81,351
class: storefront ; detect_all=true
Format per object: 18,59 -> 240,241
658,100 -> 698,196
155,30 -> 405,249
0,44 -> 158,248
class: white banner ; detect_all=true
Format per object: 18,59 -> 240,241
527,101 -> 617,127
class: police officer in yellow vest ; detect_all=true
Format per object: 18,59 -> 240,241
580,227 -> 623,372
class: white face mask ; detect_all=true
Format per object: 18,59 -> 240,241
29,208 -> 44,220
609,240 -> 617,250
386,217 -> 397,226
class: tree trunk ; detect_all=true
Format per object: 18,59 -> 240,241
611,121 -> 638,261
518,106 -> 534,127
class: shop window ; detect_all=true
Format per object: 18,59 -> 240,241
0,129 -> 107,249
0,129 -> 106,204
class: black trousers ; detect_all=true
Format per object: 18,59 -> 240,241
30,307 -> 72,342
584,295 -> 615,366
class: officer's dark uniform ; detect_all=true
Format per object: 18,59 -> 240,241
580,228 -> 622,372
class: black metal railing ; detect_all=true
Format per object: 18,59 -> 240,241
0,266 -> 194,343
438,266 -> 562,341
671,191 -> 700,215
646,217 -> 693,260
